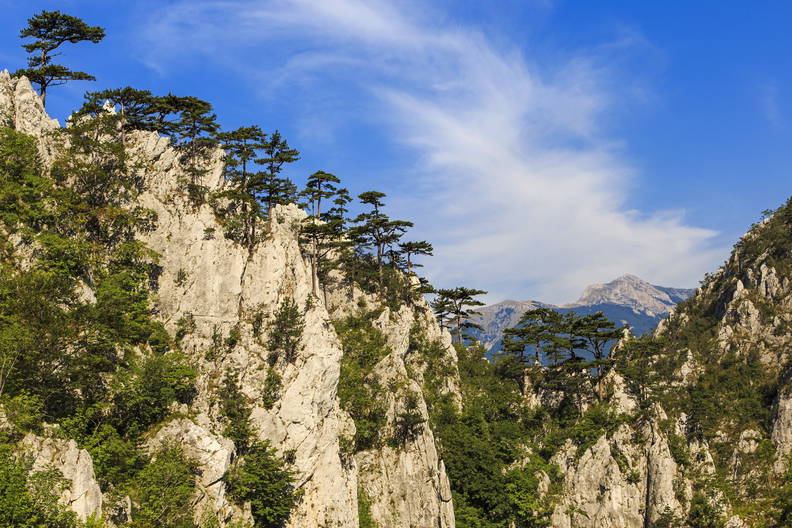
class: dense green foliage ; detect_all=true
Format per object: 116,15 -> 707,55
219,369 -> 256,454
334,312 -> 391,452
225,441 -> 301,528
0,121 -> 201,522
128,444 -> 198,528
266,298 -> 305,364
357,487 -> 379,528
430,344 -> 557,528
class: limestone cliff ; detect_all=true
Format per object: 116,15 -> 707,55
0,71 -> 459,528
534,206 -> 792,527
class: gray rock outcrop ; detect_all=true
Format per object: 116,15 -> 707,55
21,434 -> 104,521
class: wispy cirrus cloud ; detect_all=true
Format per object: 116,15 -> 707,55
139,0 -> 725,303
760,82 -> 783,128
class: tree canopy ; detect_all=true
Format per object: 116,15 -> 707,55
15,10 -> 105,106
431,287 -> 487,344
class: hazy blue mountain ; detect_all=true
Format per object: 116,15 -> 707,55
470,274 -> 695,354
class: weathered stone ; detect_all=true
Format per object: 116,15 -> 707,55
21,434 -> 103,521
0,71 -> 459,527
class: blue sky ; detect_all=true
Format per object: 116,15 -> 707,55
1,0 -> 790,303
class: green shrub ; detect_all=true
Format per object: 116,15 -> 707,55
225,441 -> 301,528
389,393 -> 425,447
0,128 -> 48,231
267,298 -> 304,364
406,326 -> 456,424
251,310 -> 265,338
654,507 -> 685,528
503,466 -> 554,526
686,493 -> 726,528
109,352 -> 196,437
175,268 -> 189,287
358,487 -> 379,528
82,424 -> 145,490
772,461 -> 792,526
333,314 -> 390,451
225,324 -> 242,350
219,369 -> 255,453
129,443 -> 198,528
432,344 -> 541,526
175,313 -> 196,343
2,391 -> 44,432
206,325 -> 224,360
262,368 -> 282,410
665,430 -> 691,469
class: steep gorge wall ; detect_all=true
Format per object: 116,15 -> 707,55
538,210 -> 792,528
0,71 -> 459,528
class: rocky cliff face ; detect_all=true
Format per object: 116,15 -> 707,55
533,211 -> 792,527
0,71 -> 459,528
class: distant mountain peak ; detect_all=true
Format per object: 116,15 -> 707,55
469,274 -> 695,353
563,274 -> 694,317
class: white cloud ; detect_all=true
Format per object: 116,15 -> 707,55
140,0 -> 725,303
760,82 -> 783,128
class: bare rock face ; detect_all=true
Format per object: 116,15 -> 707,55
550,418 -> 685,528
128,119 -> 462,525
325,282 -> 459,527
0,71 -> 60,161
21,434 -> 103,521
1,72 -> 460,527
596,371 -> 637,415
353,305 -> 457,528
128,130 -> 358,526
773,380 -> 792,473
130,135 -> 459,525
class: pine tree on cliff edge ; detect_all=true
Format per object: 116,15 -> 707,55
15,10 -> 105,107
432,287 -> 487,345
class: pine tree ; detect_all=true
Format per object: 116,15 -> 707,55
148,93 -> 183,137
301,170 -> 340,219
502,307 -> 561,366
217,126 -> 267,247
15,10 -> 105,107
398,241 -> 433,274
300,171 -> 344,296
351,191 -> 413,292
432,287 -> 487,344
614,334 -> 664,411
172,96 -> 219,189
80,87 -> 157,131
574,311 -> 623,380
256,131 -> 299,213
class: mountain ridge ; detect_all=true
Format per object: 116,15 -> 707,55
471,274 -> 695,352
